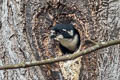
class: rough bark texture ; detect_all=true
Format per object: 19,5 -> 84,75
97,0 -> 120,80
0,0 -> 46,80
0,0 -> 120,80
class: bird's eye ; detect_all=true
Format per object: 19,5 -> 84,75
60,29 -> 66,33
55,29 -> 66,35
59,30 -> 63,33
56,30 -> 63,33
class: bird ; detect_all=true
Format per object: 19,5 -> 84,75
50,24 -> 80,54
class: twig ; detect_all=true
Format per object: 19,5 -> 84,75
0,39 -> 120,70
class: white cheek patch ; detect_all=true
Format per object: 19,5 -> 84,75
62,29 -> 67,32
68,30 -> 74,36
55,34 -> 63,41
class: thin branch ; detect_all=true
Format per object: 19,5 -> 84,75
0,39 -> 120,70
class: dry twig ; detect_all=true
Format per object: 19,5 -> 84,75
0,39 -> 120,70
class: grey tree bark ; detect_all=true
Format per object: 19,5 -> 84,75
0,0 -> 46,80
97,0 -> 120,80
0,0 -> 120,80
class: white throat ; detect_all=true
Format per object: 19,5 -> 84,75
59,34 -> 79,51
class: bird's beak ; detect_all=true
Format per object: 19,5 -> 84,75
50,30 -> 56,39
50,34 -> 56,39
50,30 -> 63,41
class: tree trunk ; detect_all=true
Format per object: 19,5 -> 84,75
0,0 -> 46,80
0,0 -> 120,80
97,0 -> 120,80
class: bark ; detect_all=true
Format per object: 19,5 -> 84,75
0,0 -> 120,80
97,0 -> 120,80
0,0 -> 46,80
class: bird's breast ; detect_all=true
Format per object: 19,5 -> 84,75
59,34 -> 79,51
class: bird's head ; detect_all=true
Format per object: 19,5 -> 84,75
50,24 -> 80,54
50,24 -> 75,41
